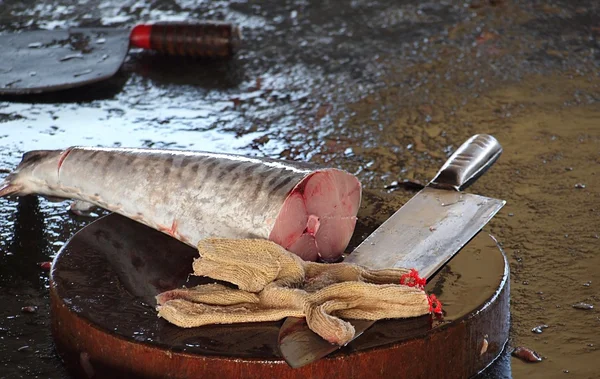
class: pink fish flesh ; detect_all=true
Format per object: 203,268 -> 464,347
0,147 -> 361,261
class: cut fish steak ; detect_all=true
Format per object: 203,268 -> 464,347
0,147 -> 361,261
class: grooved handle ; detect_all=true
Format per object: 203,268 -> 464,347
130,21 -> 241,57
429,134 -> 502,191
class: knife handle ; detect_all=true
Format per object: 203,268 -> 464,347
429,134 -> 502,191
129,21 -> 241,57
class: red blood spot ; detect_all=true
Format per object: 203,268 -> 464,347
428,294 -> 443,314
399,269 -> 427,290
57,147 -> 73,172
39,261 -> 52,271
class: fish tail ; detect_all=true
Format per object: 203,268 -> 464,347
0,176 -> 23,197
0,149 -> 65,198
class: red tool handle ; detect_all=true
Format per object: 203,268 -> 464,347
130,21 -> 241,57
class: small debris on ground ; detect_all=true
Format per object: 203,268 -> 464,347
512,346 -> 542,363
531,324 -> 549,334
572,302 -> 594,310
21,306 -> 37,314
476,31 -> 498,45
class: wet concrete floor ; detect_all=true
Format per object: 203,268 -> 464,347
0,0 -> 599,378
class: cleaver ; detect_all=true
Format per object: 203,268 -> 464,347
0,21 -> 241,95
278,134 -> 506,368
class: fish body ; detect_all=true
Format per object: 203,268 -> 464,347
0,147 -> 361,261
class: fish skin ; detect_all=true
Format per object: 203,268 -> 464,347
0,147 -> 361,261
0,149 -> 64,197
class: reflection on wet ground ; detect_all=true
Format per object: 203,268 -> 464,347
1,0 -> 599,377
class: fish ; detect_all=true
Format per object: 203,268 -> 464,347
0,147 -> 361,261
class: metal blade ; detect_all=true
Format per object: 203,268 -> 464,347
347,188 -> 506,274
278,318 -> 374,366
278,190 -> 505,368
0,28 -> 130,95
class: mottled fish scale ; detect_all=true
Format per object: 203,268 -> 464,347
60,148 -> 304,240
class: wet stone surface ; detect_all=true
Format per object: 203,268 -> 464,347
1,0 -> 600,378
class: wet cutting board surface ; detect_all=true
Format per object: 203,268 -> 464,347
50,213 -> 509,378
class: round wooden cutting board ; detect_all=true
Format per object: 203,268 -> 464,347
50,213 -> 509,379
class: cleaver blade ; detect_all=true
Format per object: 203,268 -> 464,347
278,134 -> 506,368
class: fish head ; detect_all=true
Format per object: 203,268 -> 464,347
0,149 -> 64,198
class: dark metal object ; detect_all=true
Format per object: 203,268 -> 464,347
0,22 -> 241,95
0,28 -> 130,95
50,213 -> 509,378
278,134 -> 505,367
